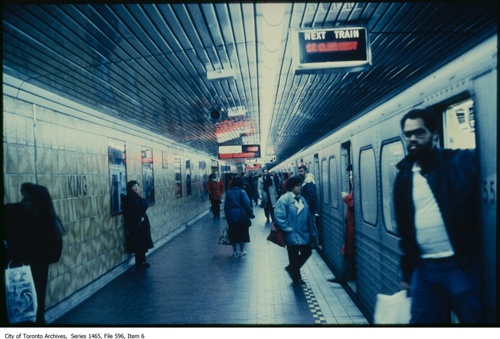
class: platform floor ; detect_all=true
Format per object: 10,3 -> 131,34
53,205 -> 368,326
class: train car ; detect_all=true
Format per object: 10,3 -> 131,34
271,34 -> 497,322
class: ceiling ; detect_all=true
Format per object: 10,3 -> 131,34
2,2 -> 497,166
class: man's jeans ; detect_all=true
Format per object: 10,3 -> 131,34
410,256 -> 481,324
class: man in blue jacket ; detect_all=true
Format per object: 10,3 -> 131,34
275,176 -> 317,285
394,109 -> 481,324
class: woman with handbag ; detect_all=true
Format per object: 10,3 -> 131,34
224,175 -> 254,256
274,176 -> 317,285
122,180 -> 154,268
4,183 -> 65,324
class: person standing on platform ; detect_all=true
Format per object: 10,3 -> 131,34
281,172 -> 290,196
298,165 -> 317,216
394,108 -> 481,324
275,176 -> 317,285
122,180 -> 154,268
260,169 -> 277,225
224,175 -> 254,256
207,171 -> 224,219
328,185 -> 355,283
4,183 -> 65,324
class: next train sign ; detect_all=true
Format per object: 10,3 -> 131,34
293,27 -> 371,75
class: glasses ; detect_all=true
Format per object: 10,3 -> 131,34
402,128 -> 429,140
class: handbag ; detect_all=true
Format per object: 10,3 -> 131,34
5,261 -> 38,324
267,222 -> 286,247
373,290 -> 411,324
218,227 -> 231,245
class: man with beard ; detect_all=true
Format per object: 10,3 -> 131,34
394,109 -> 481,324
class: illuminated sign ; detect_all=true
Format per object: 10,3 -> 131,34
246,164 -> 262,170
293,27 -> 371,75
218,145 -> 261,159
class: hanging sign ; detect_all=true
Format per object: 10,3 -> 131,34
218,145 -> 261,159
293,27 -> 371,74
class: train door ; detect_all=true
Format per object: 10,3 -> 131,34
340,141 -> 356,291
440,95 -> 496,322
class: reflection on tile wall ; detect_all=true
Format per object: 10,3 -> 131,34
3,95 -> 211,311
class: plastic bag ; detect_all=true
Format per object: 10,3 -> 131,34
374,290 -> 411,324
5,261 -> 38,324
218,228 -> 231,245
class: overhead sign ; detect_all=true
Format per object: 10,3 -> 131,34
245,158 -> 258,164
293,27 -> 371,75
246,164 -> 262,170
218,145 -> 261,159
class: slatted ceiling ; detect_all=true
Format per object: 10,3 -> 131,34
3,3 -> 497,161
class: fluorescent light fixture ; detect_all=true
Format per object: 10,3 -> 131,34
207,68 -> 237,81
259,3 -> 287,158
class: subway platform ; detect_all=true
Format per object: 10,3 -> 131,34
53,205 -> 368,326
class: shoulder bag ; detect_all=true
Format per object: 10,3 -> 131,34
267,222 -> 286,247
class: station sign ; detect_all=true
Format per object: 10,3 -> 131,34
218,145 -> 261,159
246,164 -> 262,170
293,27 -> 371,75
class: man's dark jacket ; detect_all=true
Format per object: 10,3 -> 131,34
394,148 -> 479,284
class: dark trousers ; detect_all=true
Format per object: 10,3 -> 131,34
410,257 -> 481,324
211,199 -> 221,218
286,245 -> 312,282
31,263 -> 49,324
264,206 -> 274,222
135,251 -> 146,266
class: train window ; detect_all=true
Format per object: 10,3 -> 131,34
443,99 -> 476,150
329,156 -> 338,209
359,147 -> 377,226
381,140 -> 405,235
321,158 -> 329,205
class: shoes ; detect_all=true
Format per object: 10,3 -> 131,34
293,279 -> 306,285
240,251 -> 247,256
136,262 -> 150,268
233,252 -> 239,256
327,278 -> 346,284
266,218 -> 270,223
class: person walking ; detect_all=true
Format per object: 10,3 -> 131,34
122,180 -> 154,268
274,176 -> 317,285
394,108 -> 481,324
207,171 -> 224,219
224,176 -> 254,256
4,183 -> 65,324
260,169 -> 277,224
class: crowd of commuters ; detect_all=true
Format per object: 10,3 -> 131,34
2,106 -> 483,325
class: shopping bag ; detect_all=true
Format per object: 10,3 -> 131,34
374,290 -> 411,324
5,261 -> 38,324
266,222 -> 286,247
218,228 -> 231,245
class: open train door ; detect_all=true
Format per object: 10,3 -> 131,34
340,141 -> 356,292
439,93 -> 497,323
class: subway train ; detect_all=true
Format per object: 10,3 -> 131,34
271,35 -> 497,323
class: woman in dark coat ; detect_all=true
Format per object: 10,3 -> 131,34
224,175 -> 254,256
4,183 -> 65,324
122,180 -> 154,268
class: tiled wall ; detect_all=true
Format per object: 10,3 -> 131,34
3,94 -> 213,311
